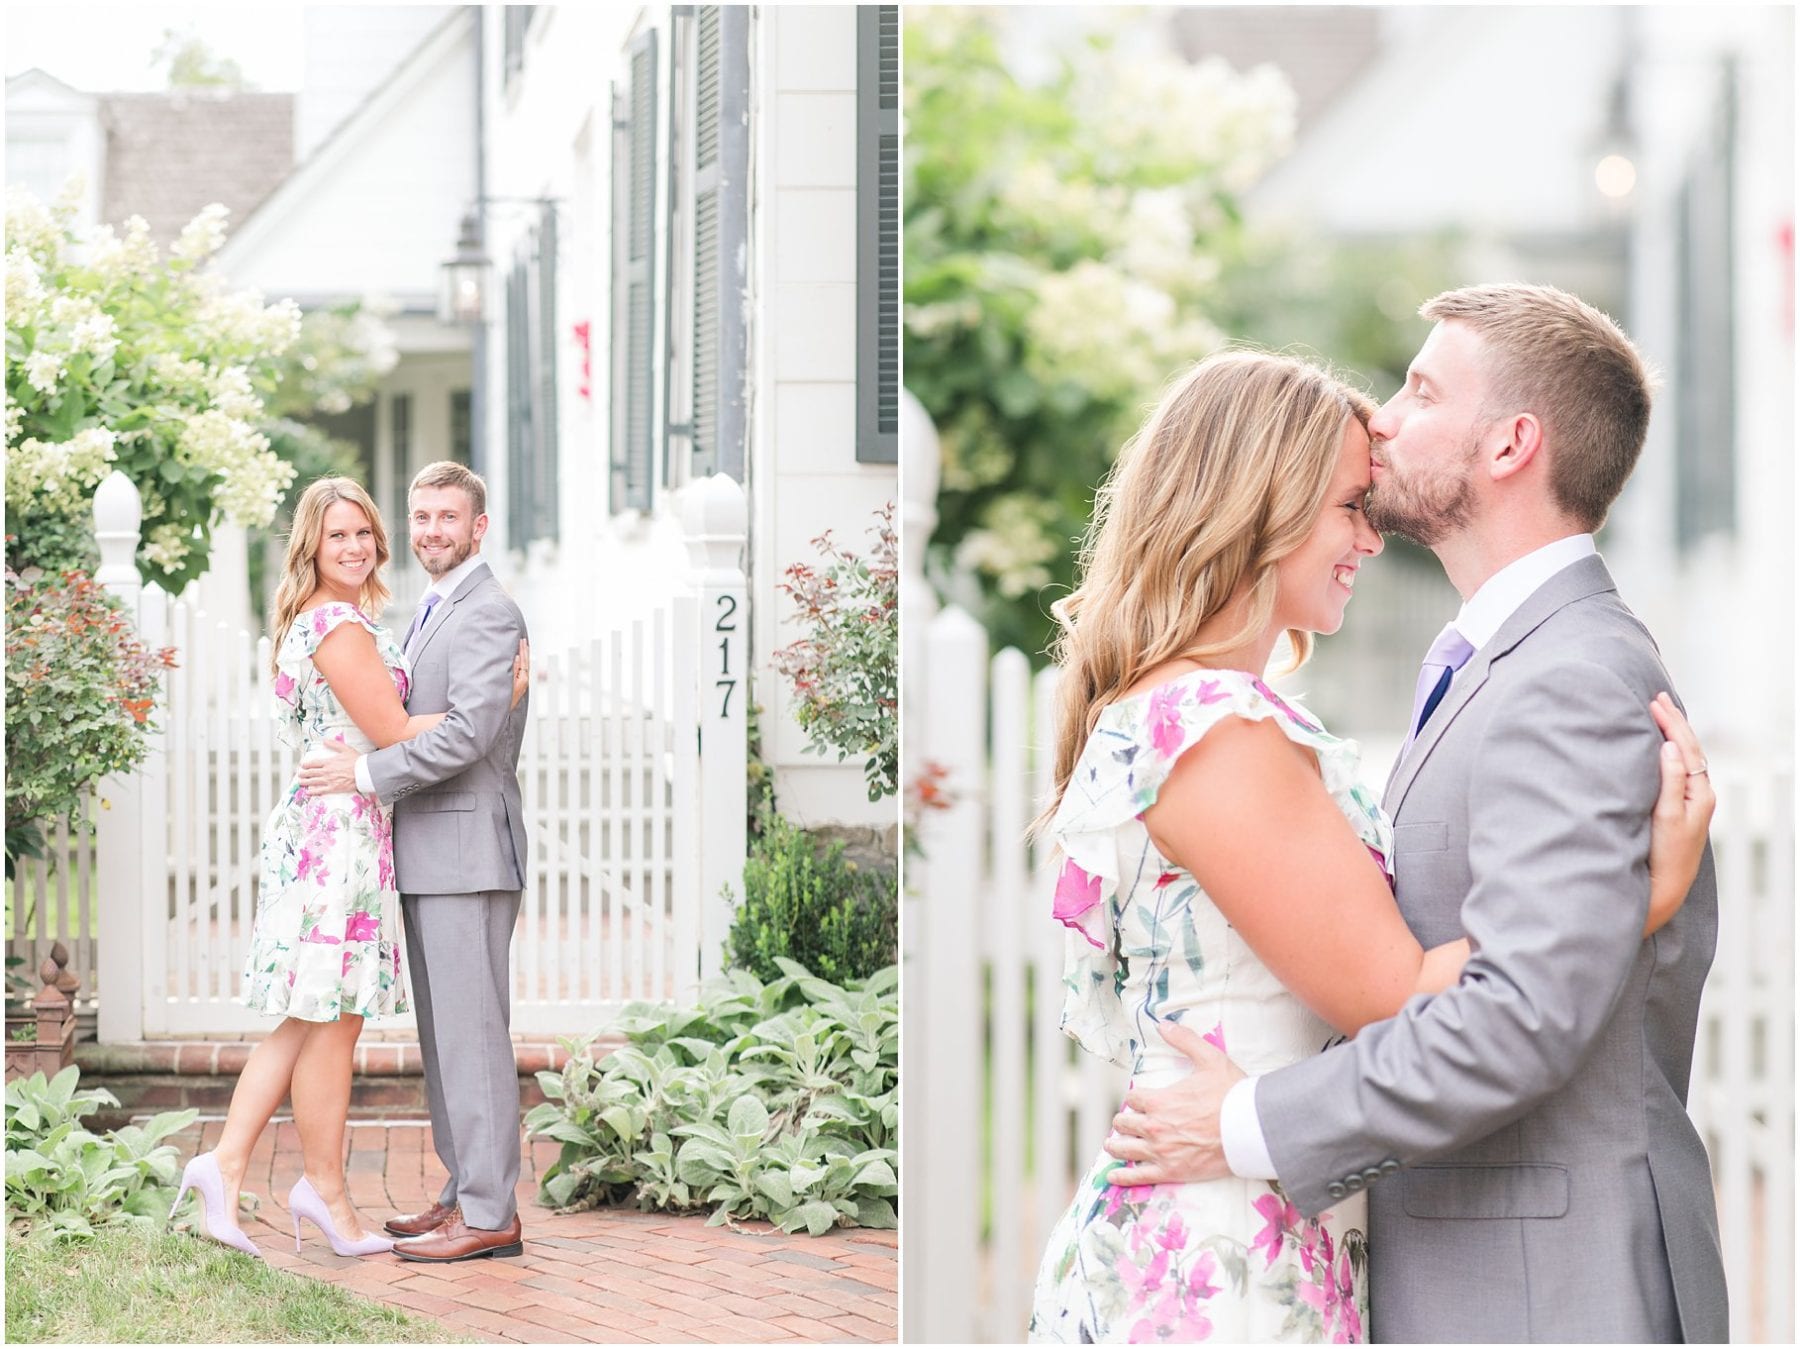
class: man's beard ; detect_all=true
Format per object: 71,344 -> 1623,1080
1365,434 -> 1481,547
414,534 -> 473,577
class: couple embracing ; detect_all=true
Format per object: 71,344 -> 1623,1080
1029,285 -> 1728,1343
170,461 -> 535,1265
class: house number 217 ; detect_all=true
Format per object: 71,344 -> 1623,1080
714,594 -> 738,719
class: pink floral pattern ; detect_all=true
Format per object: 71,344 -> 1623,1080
244,604 -> 409,1023
1032,670 -> 1380,1343
1035,1163 -> 1366,1344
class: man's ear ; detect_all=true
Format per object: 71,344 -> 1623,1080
472,512 -> 490,546
1488,412 -> 1545,483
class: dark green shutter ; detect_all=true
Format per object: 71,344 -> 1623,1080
505,257 -> 532,545
691,6 -> 748,483
691,7 -> 722,478
389,392 -> 412,532
610,31 -> 657,513
532,212 -> 559,542
856,5 -> 899,464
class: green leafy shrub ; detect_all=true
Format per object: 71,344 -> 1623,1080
772,503 -> 898,800
726,812 -> 896,986
5,1065 -> 197,1241
905,10 -> 1297,660
5,566 -> 173,874
525,960 -> 898,1235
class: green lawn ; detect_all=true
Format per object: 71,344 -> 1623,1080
5,1226 -> 467,1344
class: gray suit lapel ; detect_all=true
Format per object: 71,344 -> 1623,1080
407,561 -> 493,670
1382,553 -> 1620,816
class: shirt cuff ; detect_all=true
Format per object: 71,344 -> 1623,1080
353,755 -> 375,798
1221,1075 -> 1279,1180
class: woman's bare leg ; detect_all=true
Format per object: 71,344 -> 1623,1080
212,1016 -> 311,1204
290,1012 -> 369,1236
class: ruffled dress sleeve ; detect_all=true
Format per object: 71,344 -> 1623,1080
1047,670 -> 1392,1067
271,603 -> 386,750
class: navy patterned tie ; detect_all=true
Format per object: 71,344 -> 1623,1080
1401,623 -> 1474,758
402,592 -> 440,654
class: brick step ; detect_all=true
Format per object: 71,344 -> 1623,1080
74,1035 -> 624,1127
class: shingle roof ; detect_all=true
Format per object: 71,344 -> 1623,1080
98,90 -> 294,246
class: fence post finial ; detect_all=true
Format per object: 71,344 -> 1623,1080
93,470 -> 143,601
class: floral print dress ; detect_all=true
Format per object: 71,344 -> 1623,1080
243,603 -> 410,1022
1029,670 -> 1392,1344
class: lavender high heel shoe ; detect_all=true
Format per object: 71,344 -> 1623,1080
169,1151 -> 262,1258
288,1176 -> 395,1256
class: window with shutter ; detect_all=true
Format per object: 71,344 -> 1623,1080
610,31 -> 658,514
450,389 -> 472,467
389,392 -> 412,533
1674,62 -> 1736,552
506,256 -> 533,547
856,5 -> 900,465
690,5 -> 749,483
533,211 -> 560,542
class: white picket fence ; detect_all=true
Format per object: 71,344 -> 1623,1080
903,606 -> 1796,1344
7,471 -> 750,1045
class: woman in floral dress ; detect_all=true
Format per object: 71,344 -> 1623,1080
1025,353 -> 1712,1342
168,478 -> 526,1258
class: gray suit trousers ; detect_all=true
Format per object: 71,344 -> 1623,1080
402,889 -> 522,1229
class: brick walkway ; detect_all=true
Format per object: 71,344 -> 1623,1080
167,1117 -> 897,1344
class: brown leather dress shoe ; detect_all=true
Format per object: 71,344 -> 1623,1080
392,1207 -> 523,1262
383,1199 -> 457,1238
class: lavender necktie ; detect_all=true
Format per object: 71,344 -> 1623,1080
1401,623 -> 1475,757
402,592 -> 440,653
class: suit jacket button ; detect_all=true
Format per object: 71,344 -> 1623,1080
1343,1173 -> 1365,1193
1380,1159 -> 1401,1176
1361,1166 -> 1383,1185
1326,1181 -> 1348,1200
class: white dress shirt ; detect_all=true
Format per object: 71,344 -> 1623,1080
1220,533 -> 1599,1180
352,552 -> 490,799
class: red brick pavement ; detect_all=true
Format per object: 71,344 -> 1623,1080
166,1119 -> 897,1344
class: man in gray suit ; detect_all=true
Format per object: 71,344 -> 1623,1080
299,460 -> 531,1262
1107,285 -> 1727,1341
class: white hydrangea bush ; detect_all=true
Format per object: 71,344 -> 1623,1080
4,179 -> 300,587
905,10 -> 1299,652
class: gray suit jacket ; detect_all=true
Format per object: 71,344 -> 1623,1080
368,561 -> 530,896
1257,555 -> 1727,1342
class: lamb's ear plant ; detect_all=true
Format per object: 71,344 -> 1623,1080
5,1065 -> 197,1240
526,962 -> 899,1233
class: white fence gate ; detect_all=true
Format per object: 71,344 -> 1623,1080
903,605 -> 1796,1345
8,471 -> 749,1045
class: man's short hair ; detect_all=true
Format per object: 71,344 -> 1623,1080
408,460 -> 487,517
1421,283 -> 1658,531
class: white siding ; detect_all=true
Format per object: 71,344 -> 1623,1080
752,6 -> 897,828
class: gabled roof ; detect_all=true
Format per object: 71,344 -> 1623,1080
99,90 -> 294,246
212,6 -> 471,266
7,67 -> 92,104
210,5 -> 475,304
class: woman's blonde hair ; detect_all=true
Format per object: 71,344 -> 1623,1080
1034,349 -> 1374,835
267,477 -> 392,676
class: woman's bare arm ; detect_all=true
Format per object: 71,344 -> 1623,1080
1143,717 -> 1438,1037
1144,704 -> 1713,1035
310,622 -> 445,749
